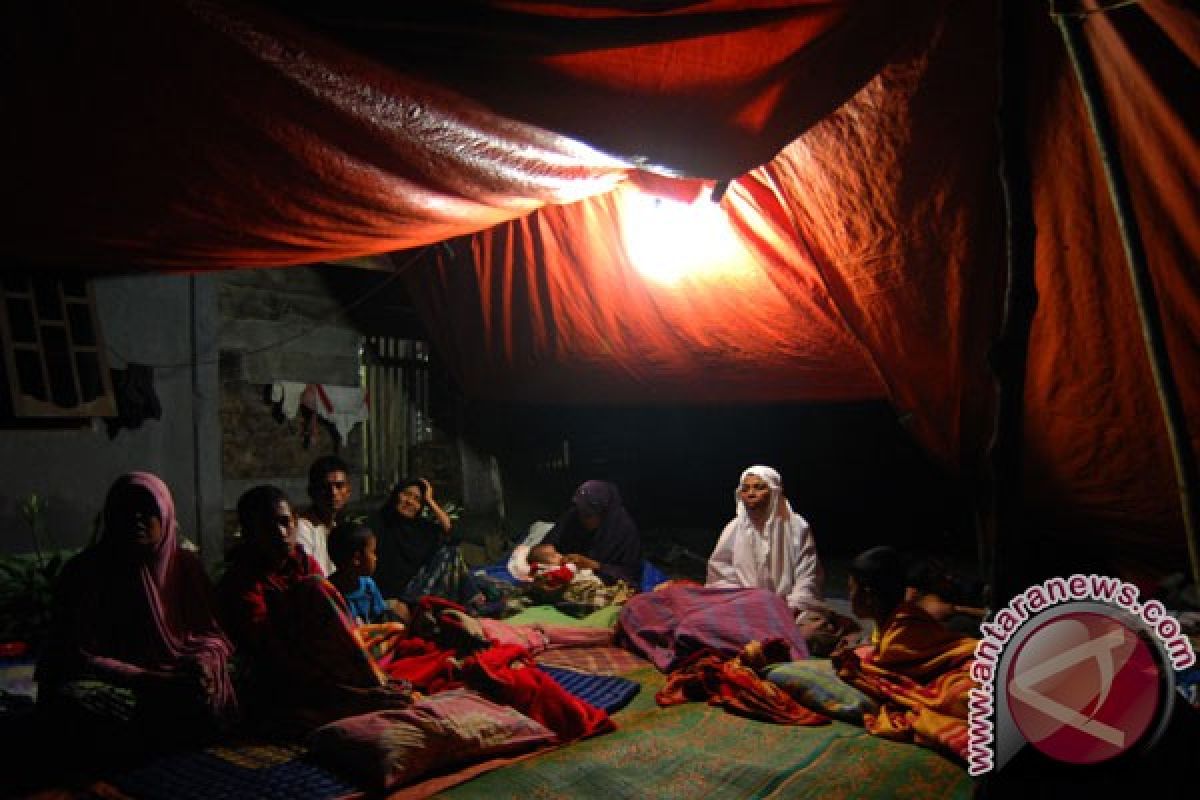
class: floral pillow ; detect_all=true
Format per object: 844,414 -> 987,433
308,688 -> 558,791
763,659 -> 879,723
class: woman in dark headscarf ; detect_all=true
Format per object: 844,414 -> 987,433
538,480 -> 643,585
371,478 -> 482,612
37,472 -> 237,742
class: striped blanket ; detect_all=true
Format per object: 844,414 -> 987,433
615,585 -> 809,672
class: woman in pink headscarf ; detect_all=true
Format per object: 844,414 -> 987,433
36,472 -> 237,742
705,465 -> 824,614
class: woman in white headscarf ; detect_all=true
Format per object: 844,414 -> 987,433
705,465 -> 824,614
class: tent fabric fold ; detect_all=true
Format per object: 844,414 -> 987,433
4,0 -> 1198,576
9,0 -> 929,269
1017,0 -> 1200,580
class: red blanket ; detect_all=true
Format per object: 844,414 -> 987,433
462,644 -> 614,742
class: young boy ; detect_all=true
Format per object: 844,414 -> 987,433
327,522 -> 393,625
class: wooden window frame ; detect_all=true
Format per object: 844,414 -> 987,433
0,276 -> 116,418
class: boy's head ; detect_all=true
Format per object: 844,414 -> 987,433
328,522 -> 377,577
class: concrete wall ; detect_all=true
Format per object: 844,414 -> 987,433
0,273 -> 223,564
0,264 -> 503,569
218,266 -> 364,539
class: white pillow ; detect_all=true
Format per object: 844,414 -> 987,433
506,520 -> 556,581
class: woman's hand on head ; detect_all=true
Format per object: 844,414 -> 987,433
419,478 -> 434,503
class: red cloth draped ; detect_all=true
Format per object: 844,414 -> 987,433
406,183 -> 883,405
728,0 -> 1006,467
8,0 -> 629,269
462,644 -> 614,742
377,639 -> 461,695
406,0 -> 1001,467
249,0 -> 938,178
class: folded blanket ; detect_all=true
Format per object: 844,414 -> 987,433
535,645 -> 651,676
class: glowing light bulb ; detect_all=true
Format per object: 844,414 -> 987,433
622,190 -> 750,286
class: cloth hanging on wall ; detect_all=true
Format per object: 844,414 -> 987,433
270,381 -> 368,442
104,363 -> 162,439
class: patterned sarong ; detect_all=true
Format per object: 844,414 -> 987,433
833,602 -> 977,759
402,543 -> 484,610
656,639 -> 828,725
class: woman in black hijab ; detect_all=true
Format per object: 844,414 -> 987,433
371,478 -> 481,612
538,480 -> 643,586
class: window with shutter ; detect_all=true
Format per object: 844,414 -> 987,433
0,276 -> 116,419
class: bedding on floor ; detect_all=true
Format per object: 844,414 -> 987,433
5,604 -> 972,800
436,665 -> 972,800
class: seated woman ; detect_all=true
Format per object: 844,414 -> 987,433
535,480 -> 643,586
371,478 -> 483,613
36,472 -> 237,750
705,466 -> 823,615
218,485 -> 410,732
834,546 -> 978,760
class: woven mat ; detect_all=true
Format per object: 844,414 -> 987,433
99,743 -> 356,800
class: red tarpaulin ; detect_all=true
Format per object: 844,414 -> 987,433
406,0 -> 1002,473
8,0 -> 925,268
4,0 -> 1198,577
1018,1 -> 1200,580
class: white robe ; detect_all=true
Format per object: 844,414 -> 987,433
705,465 -> 823,611
295,517 -> 333,576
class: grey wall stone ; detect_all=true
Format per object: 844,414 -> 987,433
0,273 -> 223,565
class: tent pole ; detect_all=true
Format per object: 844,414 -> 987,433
1055,7 -> 1200,591
987,0 -> 1040,608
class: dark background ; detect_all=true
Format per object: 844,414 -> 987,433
458,399 -> 980,581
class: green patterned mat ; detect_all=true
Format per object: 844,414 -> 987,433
438,666 -> 973,800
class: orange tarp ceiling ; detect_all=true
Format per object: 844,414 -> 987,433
9,0 -> 930,268
5,1 -> 1198,579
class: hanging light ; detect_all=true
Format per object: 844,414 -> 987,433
622,183 -> 753,287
